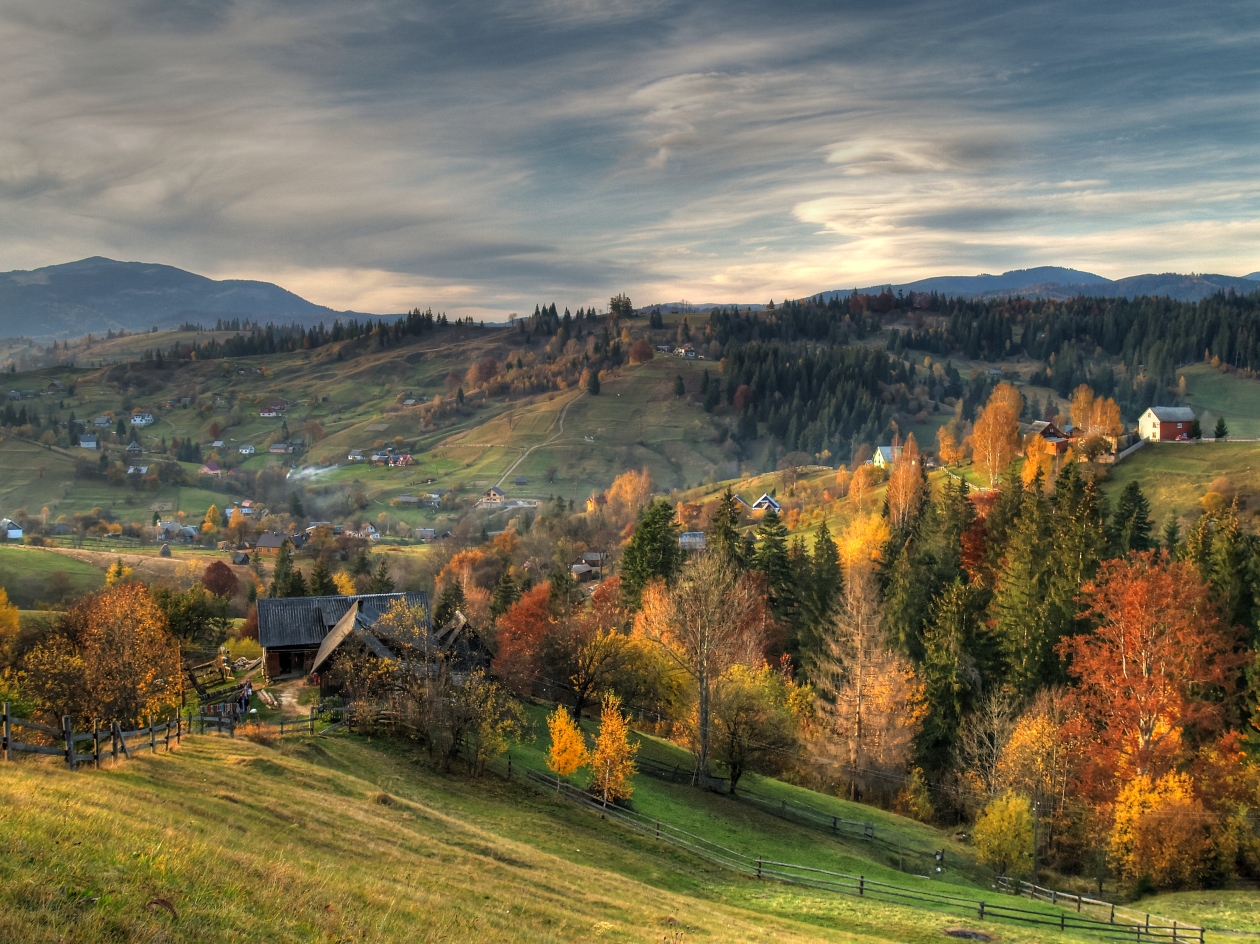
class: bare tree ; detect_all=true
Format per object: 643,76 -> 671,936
954,689 -> 1019,810
637,552 -> 766,783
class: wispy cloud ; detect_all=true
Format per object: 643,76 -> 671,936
0,0 -> 1258,314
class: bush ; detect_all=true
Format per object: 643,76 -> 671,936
973,791 -> 1034,877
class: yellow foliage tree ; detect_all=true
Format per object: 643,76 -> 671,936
104,558 -> 134,586
1110,773 -> 1216,890
591,692 -> 639,804
0,587 -> 19,666
968,383 -> 1023,486
546,706 -> 588,787
202,504 -> 220,534
973,791 -> 1034,877
1070,384 -> 1124,440
848,465 -> 878,510
838,513 -> 890,573
332,570 -> 357,595
604,467 -> 653,524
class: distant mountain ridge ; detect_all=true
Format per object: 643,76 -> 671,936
0,257 -> 369,339
815,268 -> 1260,303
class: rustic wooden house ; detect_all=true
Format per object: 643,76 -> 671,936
258,591 -> 429,679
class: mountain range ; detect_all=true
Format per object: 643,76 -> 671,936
817,266 -> 1260,303
0,257 -> 358,339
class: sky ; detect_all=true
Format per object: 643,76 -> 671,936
2,0 -> 1260,316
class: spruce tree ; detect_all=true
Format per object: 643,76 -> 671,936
620,499 -> 681,606
881,538 -> 934,662
706,488 -> 744,567
1162,514 -> 1182,555
269,538 -> 297,597
287,563 -> 308,598
807,520 -> 842,628
673,374 -> 686,397
992,472 -> 1048,697
308,557 -> 336,596
1214,416 -> 1229,439
433,579 -> 465,629
1110,480 -> 1154,554
366,558 -> 394,594
754,509 -> 799,637
490,569 -> 520,618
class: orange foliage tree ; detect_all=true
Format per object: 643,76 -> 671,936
20,582 -> 181,725
1058,552 -> 1246,796
591,692 -> 639,804
492,582 -> 555,694
936,423 -> 966,467
546,706 -> 589,787
1070,384 -> 1123,440
968,383 -> 1023,486
604,467 -> 653,524
886,433 -> 924,532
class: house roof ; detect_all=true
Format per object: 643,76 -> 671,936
484,486 -> 504,497
1147,406 -> 1196,422
256,531 -> 287,549
751,493 -> 780,510
258,591 -> 428,650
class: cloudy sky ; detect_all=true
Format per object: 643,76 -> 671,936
2,0 -> 1259,315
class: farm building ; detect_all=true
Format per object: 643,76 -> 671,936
198,461 -> 222,477
1138,406 -> 1197,442
257,591 -> 430,680
679,531 -> 707,551
0,518 -> 22,540
481,486 -> 505,504
79,434 -> 98,449
751,493 -> 781,513
1026,420 -> 1072,455
255,531 -> 288,555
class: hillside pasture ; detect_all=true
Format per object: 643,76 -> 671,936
1104,440 -> 1260,525
1180,363 -> 1260,438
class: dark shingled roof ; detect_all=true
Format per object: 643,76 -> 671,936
257,592 -> 429,649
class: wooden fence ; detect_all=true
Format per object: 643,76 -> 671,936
1,702 -> 183,769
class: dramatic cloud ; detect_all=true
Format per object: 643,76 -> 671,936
0,0 -> 1258,313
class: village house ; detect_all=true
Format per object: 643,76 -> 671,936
0,518 -> 23,540
198,460 -> 222,477
585,492 -> 608,513
872,445 -> 902,468
131,412 -> 155,426
127,465 -> 149,475
93,415 -> 112,427
269,442 -> 294,454
257,591 -> 430,679
238,444 -> 255,455
126,440 -> 143,455
1138,406 -> 1197,442
751,493 -> 781,514
679,531 -> 707,551
255,531 -> 289,555
347,448 -> 365,462
480,486 -> 505,504
1026,420 -> 1073,455
79,434 -> 98,449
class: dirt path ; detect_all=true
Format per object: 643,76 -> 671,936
496,390 -> 584,487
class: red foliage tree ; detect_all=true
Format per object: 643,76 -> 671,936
202,560 -> 240,598
492,582 -> 554,694
1058,551 -> 1246,799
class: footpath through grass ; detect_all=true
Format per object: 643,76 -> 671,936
0,731 -> 1110,944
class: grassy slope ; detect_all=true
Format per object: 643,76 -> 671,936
0,545 -> 106,607
1180,363 -> 1260,438
0,734 -> 1104,944
1103,441 -> 1260,525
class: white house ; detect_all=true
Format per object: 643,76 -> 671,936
751,493 -> 781,513
0,518 -> 22,540
347,449 -> 365,462
873,445 -> 902,468
130,412 -> 155,426
79,434 -> 98,449
239,444 -> 255,455
93,415 -> 112,428
1138,406 -> 1197,442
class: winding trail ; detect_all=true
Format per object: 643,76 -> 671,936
496,390 -> 584,487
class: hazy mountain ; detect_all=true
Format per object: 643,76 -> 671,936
0,257 -> 360,338
816,268 -> 1260,303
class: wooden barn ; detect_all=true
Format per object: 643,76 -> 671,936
257,592 -> 429,679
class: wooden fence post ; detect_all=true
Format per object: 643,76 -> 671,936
978,901 -> 985,920
176,715 -> 181,744
859,876 -> 864,896
164,717 -> 170,751
309,706 -> 315,735
93,720 -> 100,770
149,715 -> 156,754
2,702 -> 9,762
63,716 -> 75,769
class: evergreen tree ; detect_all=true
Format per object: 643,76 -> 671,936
1214,416 -> 1229,439
991,472 -> 1048,696
620,499 -> 681,605
881,538 -> 935,662
706,488 -> 744,567
917,580 -> 996,775
1162,514 -> 1182,555
351,548 -> 371,576
287,563 -> 308,598
308,557 -> 336,596
269,538 -> 299,597
1190,417 -> 1202,439
586,371 -> 601,395
1110,480 -> 1154,554
673,374 -> 686,397
1185,504 -> 1255,628
754,509 -> 799,638
433,579 -> 465,629
289,491 -> 305,517
366,558 -> 394,594
490,569 -> 520,618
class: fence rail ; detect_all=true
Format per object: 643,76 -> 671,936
1,702 -> 184,768
493,757 -> 1204,943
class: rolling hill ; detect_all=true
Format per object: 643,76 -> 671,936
0,257 -> 364,339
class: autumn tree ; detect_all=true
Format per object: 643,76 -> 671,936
543,578 -> 631,718
849,464 -> 878,510
973,792 -> 1034,878
0,588 -> 19,668
493,582 -> 555,695
21,583 -> 180,725
603,467 -> 653,524
637,552 -> 766,782
105,558 -> 133,586
814,566 -> 924,799
201,560 -> 240,598
968,384 -> 1022,486
1060,552 -> 1245,794
1109,773 -> 1218,890
628,338 -> 655,364
153,584 -> 232,649
591,693 -> 639,804
201,504 -> 220,535
1070,384 -> 1123,441
709,662 -> 805,794
546,706 -> 588,788
936,422 -> 966,467
886,433 -> 925,533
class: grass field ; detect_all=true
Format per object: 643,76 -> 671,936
1104,440 -> 1260,525
0,730 -> 1135,944
0,545 -> 106,607
1180,364 -> 1260,438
